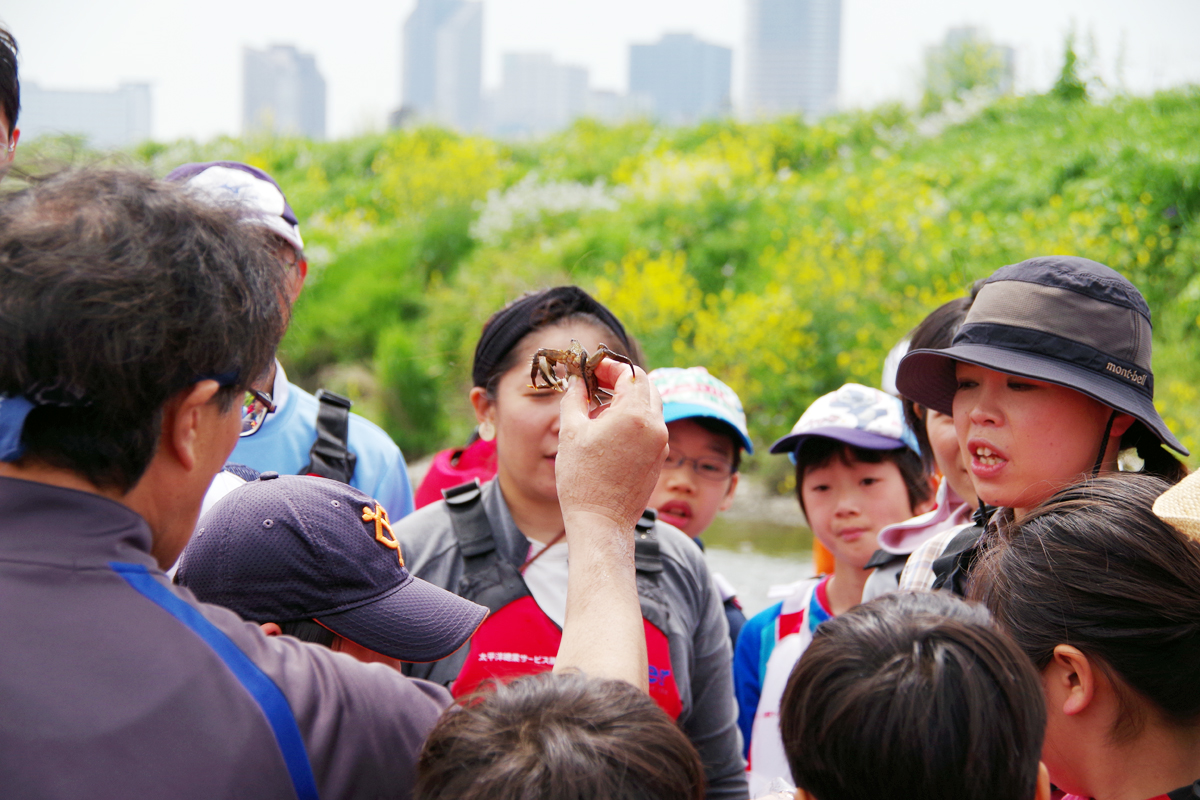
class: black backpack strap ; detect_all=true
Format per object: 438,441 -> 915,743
930,524 -> 985,596
443,480 -> 494,570
443,479 -> 530,612
633,509 -> 671,634
864,548 -> 906,571
302,389 -> 357,484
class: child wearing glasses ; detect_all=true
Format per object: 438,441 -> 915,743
734,383 -> 936,792
647,367 -> 753,650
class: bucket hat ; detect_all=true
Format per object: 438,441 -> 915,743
896,255 -> 1186,455
651,367 -> 754,453
176,473 -> 487,662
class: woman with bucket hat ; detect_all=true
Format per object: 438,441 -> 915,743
895,255 -> 1188,595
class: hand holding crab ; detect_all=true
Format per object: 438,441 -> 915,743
529,339 -> 635,406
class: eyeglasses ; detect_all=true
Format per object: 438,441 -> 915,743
663,448 -> 734,481
240,388 -> 276,437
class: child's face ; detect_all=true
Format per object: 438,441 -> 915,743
926,407 -> 976,507
952,363 -> 1117,514
800,452 -> 918,571
649,419 -> 738,538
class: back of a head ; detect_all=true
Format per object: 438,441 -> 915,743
780,591 -> 1045,800
0,168 -> 290,491
417,672 -> 705,800
970,473 -> 1200,736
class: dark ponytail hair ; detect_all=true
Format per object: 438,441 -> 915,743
1120,421 -> 1188,484
969,474 -> 1200,738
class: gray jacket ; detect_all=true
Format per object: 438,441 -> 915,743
0,477 -> 451,800
396,479 -> 749,800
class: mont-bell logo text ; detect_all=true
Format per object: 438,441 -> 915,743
1106,362 -> 1148,386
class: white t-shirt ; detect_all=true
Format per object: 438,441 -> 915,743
520,538 -> 570,629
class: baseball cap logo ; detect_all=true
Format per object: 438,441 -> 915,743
362,503 -> 404,566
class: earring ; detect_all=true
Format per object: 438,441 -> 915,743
478,420 -> 495,442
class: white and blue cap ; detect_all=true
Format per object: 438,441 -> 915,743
165,161 -> 304,253
770,383 -> 919,459
650,367 -> 753,454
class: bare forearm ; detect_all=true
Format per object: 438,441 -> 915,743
554,511 -> 648,691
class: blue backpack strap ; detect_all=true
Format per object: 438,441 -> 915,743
112,562 -> 319,800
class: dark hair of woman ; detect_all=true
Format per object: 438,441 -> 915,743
1119,421 -> 1188,484
417,672 -> 706,800
969,473 -> 1200,740
471,286 -> 640,397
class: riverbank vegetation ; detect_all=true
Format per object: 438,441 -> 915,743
24,83 -> 1200,487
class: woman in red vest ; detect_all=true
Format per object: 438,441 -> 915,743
394,286 -> 747,800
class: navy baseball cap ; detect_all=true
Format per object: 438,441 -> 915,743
176,473 -> 487,663
165,161 -> 304,253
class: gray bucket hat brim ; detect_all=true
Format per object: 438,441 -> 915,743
898,340 -> 1187,457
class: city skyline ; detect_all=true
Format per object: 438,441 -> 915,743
6,0 -> 1200,142
745,0 -> 841,117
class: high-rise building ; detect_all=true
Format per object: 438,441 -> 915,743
243,45 -> 326,139
401,0 -> 482,131
489,53 -> 589,138
745,0 -> 841,118
20,82 -> 151,149
629,33 -> 732,126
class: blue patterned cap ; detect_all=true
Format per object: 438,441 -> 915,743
770,383 -> 919,458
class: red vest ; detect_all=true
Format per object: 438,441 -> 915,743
443,481 -> 683,719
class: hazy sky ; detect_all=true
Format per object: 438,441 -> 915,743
5,0 -> 1199,141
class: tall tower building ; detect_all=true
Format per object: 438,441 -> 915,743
401,0 -> 482,131
745,0 -> 841,118
629,33 -> 732,126
243,45 -> 326,139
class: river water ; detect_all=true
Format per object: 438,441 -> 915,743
701,515 -> 814,616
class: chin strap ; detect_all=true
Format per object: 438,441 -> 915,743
1091,410 -> 1119,478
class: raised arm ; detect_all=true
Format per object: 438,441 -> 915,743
553,357 -> 668,691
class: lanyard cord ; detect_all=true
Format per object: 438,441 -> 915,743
520,530 -> 567,574
1091,410 -> 1119,478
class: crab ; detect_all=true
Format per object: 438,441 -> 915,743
529,339 -> 635,405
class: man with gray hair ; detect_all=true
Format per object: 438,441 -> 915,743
0,167 -> 671,799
